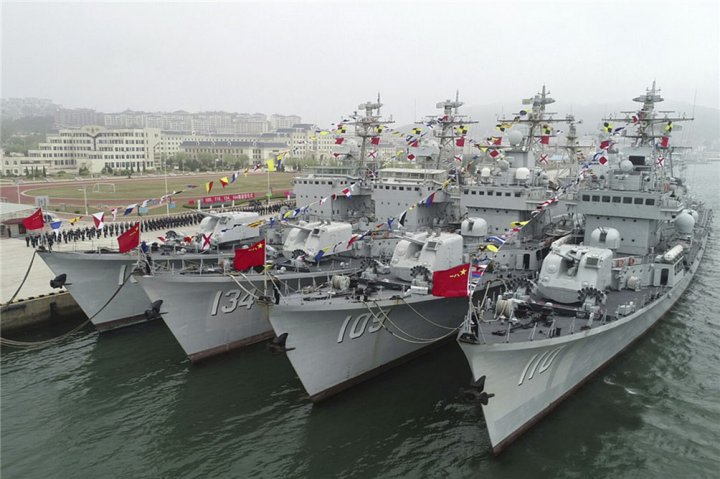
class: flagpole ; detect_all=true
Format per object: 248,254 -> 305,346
163,152 -> 170,216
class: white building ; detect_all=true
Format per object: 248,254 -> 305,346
28,125 -> 161,174
1,152 -> 69,176
270,114 -> 302,130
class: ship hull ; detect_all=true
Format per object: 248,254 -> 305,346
137,274 -> 271,362
458,235 -> 708,454
137,267 -> 357,362
37,251 -> 223,331
268,295 -> 469,401
38,251 -> 154,331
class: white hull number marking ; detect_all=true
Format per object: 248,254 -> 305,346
337,313 -> 383,343
518,346 -> 565,386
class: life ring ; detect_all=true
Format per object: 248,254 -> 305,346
617,259 -> 625,268
628,257 -> 636,266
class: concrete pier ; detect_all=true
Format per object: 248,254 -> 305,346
0,223 -> 170,332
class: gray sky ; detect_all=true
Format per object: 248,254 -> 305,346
2,0 -> 719,126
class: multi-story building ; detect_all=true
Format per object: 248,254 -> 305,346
179,140 -> 288,165
54,108 -> 104,128
28,125 -> 161,174
103,111 -> 275,135
270,114 -> 302,130
1,151 -> 68,176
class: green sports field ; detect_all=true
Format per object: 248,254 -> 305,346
24,172 -> 295,215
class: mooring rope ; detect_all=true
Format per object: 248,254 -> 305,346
2,249 -> 38,307
364,300 -> 463,344
0,268 -> 133,349
223,270 -> 264,300
398,297 -> 461,331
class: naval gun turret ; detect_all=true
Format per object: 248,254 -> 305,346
536,244 -> 613,304
389,231 -> 464,283
194,211 -> 262,248
282,220 -> 354,260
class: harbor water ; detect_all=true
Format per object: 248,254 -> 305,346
2,164 -> 719,478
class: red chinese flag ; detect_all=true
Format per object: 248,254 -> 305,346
234,239 -> 266,271
22,208 -> 44,230
431,263 -> 470,298
660,136 -> 669,148
540,135 -> 550,145
370,137 -> 380,145
118,222 -> 140,253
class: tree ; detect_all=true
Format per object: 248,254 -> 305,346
42,165 -> 47,177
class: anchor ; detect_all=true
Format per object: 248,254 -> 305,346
466,375 -> 495,405
267,332 -> 295,355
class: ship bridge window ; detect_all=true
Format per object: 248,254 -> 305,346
602,196 -> 610,202
582,194 -> 590,201
479,191 -> 485,195
592,195 -> 600,202
612,196 -> 621,203
515,192 -> 522,197
629,155 -> 646,166
425,241 -> 438,251
645,198 -> 655,205
496,192 -> 502,196
311,228 -> 320,235
623,197 -> 632,204
634,197 -> 643,205
505,192 -> 512,197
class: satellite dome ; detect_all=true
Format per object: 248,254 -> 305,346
508,130 -> 523,146
515,167 -> 530,181
620,159 -> 634,172
461,217 -> 488,237
497,159 -> 510,171
589,227 -> 620,249
480,167 -> 491,177
675,211 -> 695,234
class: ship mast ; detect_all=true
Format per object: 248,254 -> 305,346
425,90 -> 476,171
497,85 -> 571,155
348,93 -> 393,178
606,82 -> 692,178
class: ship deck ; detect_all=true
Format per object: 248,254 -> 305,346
465,284 -> 667,346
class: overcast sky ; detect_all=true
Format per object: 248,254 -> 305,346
2,1 -> 718,126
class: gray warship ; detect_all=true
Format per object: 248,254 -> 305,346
267,90 -> 576,401
37,211 -> 263,331
457,83 -> 713,454
135,98 -> 398,361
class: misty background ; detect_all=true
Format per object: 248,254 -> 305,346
2,1 -> 718,142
